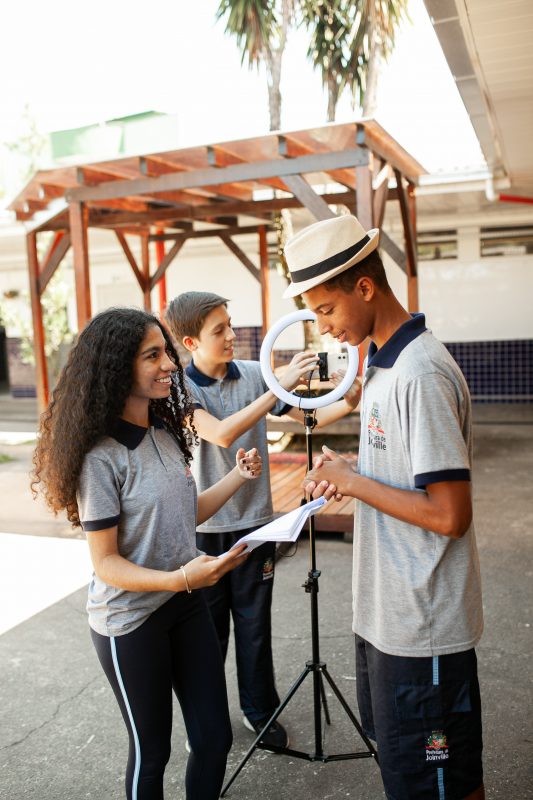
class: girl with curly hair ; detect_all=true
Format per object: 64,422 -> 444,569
33,307 -> 262,800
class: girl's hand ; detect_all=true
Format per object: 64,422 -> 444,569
236,447 -> 262,480
180,545 -> 249,590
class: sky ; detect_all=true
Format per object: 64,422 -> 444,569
0,0 -> 484,175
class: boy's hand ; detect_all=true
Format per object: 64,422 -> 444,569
278,351 -> 320,392
236,447 -> 262,480
329,370 -> 362,410
303,445 -> 357,501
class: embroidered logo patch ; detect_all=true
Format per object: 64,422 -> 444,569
367,402 -> 387,451
425,730 -> 449,762
262,557 -> 274,581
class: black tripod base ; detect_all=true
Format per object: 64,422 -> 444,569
221,659 -> 378,796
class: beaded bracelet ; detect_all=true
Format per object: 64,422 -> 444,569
180,565 -> 192,594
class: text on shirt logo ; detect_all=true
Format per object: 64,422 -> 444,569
367,402 -> 387,451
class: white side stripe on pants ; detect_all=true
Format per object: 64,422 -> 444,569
111,637 -> 141,800
433,655 -> 445,800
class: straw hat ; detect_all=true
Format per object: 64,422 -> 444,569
282,215 -> 379,298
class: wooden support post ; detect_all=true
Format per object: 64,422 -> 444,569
259,226 -> 270,341
407,181 -> 419,312
356,162 -> 374,230
69,202 -> 92,332
26,232 -> 49,413
141,234 -> 152,311
155,229 -> 167,312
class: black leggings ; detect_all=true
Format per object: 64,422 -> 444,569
91,590 -> 232,800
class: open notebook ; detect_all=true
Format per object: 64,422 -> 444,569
222,496 -> 327,556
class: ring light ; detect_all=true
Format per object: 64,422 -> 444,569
259,309 -> 359,410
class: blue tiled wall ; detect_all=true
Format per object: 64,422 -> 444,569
235,327 -> 533,403
445,339 -> 533,403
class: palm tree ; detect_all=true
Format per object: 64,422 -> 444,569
301,0 -> 410,121
216,0 -> 295,131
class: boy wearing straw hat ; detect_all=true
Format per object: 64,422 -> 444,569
287,215 -> 484,800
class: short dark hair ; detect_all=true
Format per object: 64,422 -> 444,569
323,249 -> 391,294
165,291 -> 229,340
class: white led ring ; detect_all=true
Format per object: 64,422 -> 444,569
259,309 -> 359,409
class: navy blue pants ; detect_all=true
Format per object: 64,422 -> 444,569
197,529 -> 279,722
91,591 -> 232,800
355,635 -> 483,800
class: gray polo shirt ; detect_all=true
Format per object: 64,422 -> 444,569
353,314 -> 483,657
185,359 -> 290,533
77,417 -> 199,637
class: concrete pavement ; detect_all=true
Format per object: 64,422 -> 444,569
0,396 -> 532,799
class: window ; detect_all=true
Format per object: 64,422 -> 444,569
480,226 -> 533,257
417,230 -> 457,261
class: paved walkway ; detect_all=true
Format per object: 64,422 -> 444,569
0,396 -> 532,799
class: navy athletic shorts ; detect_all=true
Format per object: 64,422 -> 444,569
355,635 -> 483,800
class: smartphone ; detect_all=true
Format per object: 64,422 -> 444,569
317,351 -> 349,381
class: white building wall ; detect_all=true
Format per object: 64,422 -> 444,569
1,221 -> 532,347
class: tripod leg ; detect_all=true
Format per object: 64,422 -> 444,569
320,666 -> 379,760
221,665 -> 312,797
318,671 -> 332,726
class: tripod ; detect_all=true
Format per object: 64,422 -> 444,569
221,409 -> 378,797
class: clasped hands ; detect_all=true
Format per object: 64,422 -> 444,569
303,445 -> 358,502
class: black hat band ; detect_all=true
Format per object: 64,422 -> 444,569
291,235 -> 371,283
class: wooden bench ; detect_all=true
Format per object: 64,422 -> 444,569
269,452 -> 355,536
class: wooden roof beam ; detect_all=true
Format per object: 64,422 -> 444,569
87,190 -> 356,228
66,150 -> 367,204
278,135 -> 358,189
149,224 -> 274,242
140,154 -> 253,203
207,145 -> 288,193
357,125 -> 421,184
88,198 -> 150,213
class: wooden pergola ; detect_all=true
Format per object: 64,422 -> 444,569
9,120 -> 425,413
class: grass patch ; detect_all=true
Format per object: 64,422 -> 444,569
0,452 -> 15,464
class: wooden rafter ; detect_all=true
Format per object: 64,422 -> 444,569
394,169 -> 417,278
219,234 -> 259,282
282,174 -> 335,221
148,236 -> 187,290
115,231 -> 147,291
39,232 -> 72,294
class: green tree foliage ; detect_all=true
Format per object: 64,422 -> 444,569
301,0 -> 410,121
216,0 -> 295,131
1,267 -> 74,387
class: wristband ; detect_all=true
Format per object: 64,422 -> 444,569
180,565 -> 192,594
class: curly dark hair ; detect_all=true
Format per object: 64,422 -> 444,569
32,307 -> 197,528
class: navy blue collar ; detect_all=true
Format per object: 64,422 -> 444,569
110,411 -> 164,450
185,359 -> 241,387
367,313 -> 427,369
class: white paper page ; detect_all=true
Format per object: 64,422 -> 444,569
221,497 -> 327,556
